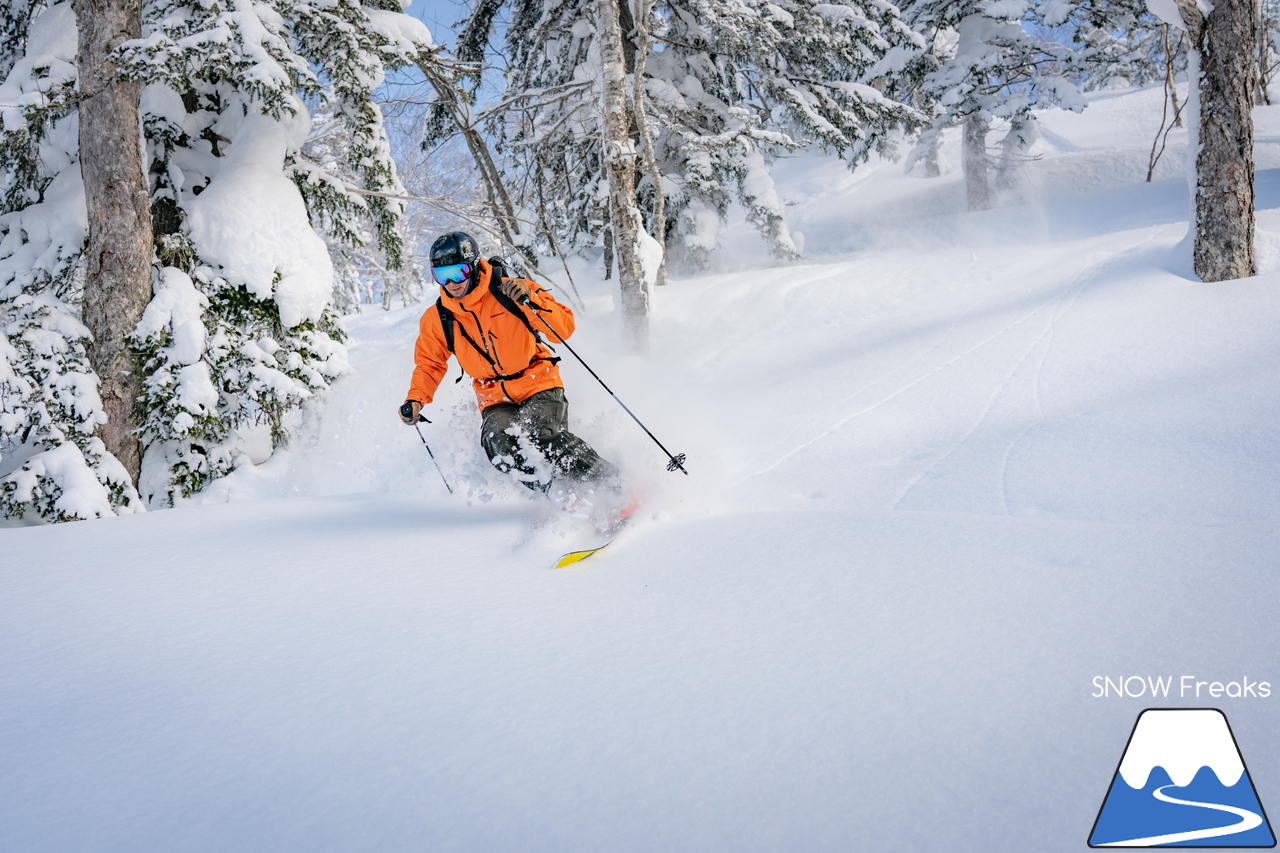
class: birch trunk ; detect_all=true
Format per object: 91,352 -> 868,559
1165,26 -> 1183,125
632,0 -> 667,287
71,0 -> 154,483
1257,0 -> 1271,105
599,0 -> 649,353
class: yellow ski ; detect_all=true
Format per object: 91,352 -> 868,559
554,542 -> 613,568
553,501 -> 638,568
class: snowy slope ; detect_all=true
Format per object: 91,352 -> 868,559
3,86 -> 1280,852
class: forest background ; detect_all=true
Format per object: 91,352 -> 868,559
0,0 -> 1269,522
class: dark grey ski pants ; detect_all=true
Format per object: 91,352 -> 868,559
480,388 -> 617,491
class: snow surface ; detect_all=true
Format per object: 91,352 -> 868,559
4,86 -> 1280,851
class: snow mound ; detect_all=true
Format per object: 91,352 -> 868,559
185,102 -> 332,329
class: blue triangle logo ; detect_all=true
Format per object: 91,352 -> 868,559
1090,709 -> 1276,847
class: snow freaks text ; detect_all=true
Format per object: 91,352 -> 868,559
1092,676 -> 1272,699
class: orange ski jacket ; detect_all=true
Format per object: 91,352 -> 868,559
405,258 -> 575,410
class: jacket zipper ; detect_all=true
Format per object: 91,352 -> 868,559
464,305 -> 515,401
463,306 -> 501,369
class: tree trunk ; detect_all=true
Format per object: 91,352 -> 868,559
632,0 -> 667,287
603,227 -> 614,280
1257,0 -> 1272,105
1165,26 -> 1184,125
417,59 -> 522,251
924,128 -> 941,178
962,112 -> 990,211
1181,0 -> 1256,281
1261,38 -> 1273,106
72,0 -> 154,484
598,0 -> 649,353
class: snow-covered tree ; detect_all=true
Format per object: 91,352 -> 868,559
1,1 -> 42,80
651,0 -> 922,264
302,105 -> 423,313
1066,0 -> 1185,92
1260,0 -> 1280,104
1,0 -> 438,519
309,96 -> 487,313
0,1 -> 144,520
444,0 -> 922,278
890,0 -> 1092,207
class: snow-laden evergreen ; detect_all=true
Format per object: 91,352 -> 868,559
650,0 -> 923,263
888,0 -> 1097,200
303,107 -> 428,314
1068,0 -> 1186,92
0,0 -> 437,517
0,2 -> 144,520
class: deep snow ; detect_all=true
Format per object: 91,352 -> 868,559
3,85 -> 1280,852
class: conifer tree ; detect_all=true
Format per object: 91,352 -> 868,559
0,2 -> 143,520
890,0 -> 1091,207
1,0 -> 435,519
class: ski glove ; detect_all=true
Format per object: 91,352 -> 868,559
399,400 -> 422,425
498,277 -> 534,306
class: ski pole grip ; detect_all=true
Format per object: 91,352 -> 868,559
400,401 -> 431,424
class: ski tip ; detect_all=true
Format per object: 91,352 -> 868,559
553,501 -> 638,567
554,548 -> 602,568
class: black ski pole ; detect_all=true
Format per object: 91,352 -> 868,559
526,308 -> 688,476
402,404 -> 453,494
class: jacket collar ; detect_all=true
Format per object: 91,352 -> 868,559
439,257 -> 492,312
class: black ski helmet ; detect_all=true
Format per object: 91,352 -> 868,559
429,231 -> 480,269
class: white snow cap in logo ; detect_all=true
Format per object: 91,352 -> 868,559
1119,709 -> 1245,789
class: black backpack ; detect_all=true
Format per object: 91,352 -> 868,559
435,256 -> 559,382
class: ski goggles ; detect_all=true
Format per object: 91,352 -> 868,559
432,262 -> 471,286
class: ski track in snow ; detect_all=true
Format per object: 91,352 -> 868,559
990,231 -> 1166,515
735,218 -> 1183,522
741,240 -> 1108,491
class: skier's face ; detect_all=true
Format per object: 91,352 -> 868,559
434,262 -> 472,298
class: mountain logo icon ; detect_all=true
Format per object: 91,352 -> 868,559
1089,709 -> 1276,847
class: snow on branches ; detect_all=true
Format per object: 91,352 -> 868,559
0,2 -> 143,521
887,0 -> 1176,200
0,0 -> 432,520
455,0 -> 923,269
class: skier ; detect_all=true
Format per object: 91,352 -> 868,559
400,232 -> 623,508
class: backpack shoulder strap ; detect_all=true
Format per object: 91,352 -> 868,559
435,298 -> 455,353
486,256 -> 545,344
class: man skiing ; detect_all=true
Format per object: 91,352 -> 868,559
400,232 -> 622,506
